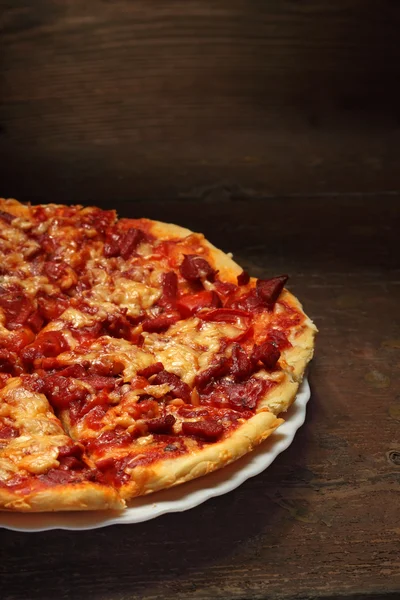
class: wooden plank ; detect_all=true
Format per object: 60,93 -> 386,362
1,194 -> 399,600
1,1 -> 400,202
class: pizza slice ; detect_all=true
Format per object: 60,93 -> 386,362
0,377 -> 124,511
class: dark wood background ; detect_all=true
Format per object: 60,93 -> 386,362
1,0 -> 400,204
1,3 -> 400,599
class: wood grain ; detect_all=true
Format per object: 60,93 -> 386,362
1,1 -> 400,202
1,194 -> 399,600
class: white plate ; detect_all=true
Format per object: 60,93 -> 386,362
0,377 -> 310,532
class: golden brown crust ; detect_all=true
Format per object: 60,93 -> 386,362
0,482 -> 125,512
120,411 -> 282,501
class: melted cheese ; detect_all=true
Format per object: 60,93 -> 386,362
144,336 -> 200,384
143,318 -> 242,385
88,277 -> 161,318
0,379 -> 73,481
112,278 -> 161,315
57,337 -> 155,382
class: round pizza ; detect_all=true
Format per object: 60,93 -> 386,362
0,198 -> 316,512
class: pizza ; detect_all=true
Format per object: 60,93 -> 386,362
0,198 -> 316,512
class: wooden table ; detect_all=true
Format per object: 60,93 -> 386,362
1,194 -> 399,600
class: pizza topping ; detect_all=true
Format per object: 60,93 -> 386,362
141,312 -> 180,333
213,280 -> 237,297
57,443 -> 84,459
178,406 -> 211,418
181,420 -> 223,440
137,362 -> 164,378
26,310 -> 44,333
237,271 -> 250,286
152,370 -> 191,402
37,294 -> 70,321
87,428 -> 133,454
230,343 -> 253,381
42,375 -> 88,409
147,414 -> 176,434
43,260 -> 78,291
195,357 -> 230,390
0,425 -> 20,439
0,349 -> 19,374
21,331 -> 70,363
119,228 -> 146,260
0,210 -> 16,224
179,254 -> 216,282
267,329 -> 291,350
84,375 -> 119,391
102,313 -> 134,341
83,405 -> 108,430
256,275 -> 288,309
177,290 -> 220,318
80,207 -> 115,235
40,467 -> 94,485
0,285 -> 33,330
202,378 -> 271,411
231,325 -> 254,344
252,341 -> 281,370
104,226 -> 146,259
158,272 -> 178,307
201,307 -> 251,324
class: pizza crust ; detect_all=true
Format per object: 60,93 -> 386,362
119,410 -> 282,501
0,482 -> 125,512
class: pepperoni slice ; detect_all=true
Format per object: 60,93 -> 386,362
147,414 -> 176,434
194,357 -> 230,390
177,290 -> 220,318
26,310 -> 44,334
37,294 -> 70,321
230,343 -> 253,381
57,443 -> 84,459
181,420 -> 224,440
252,342 -> 281,370
86,428 -> 133,453
158,272 -> 178,308
103,313 -> 133,340
120,228 -> 146,260
104,226 -> 145,259
256,275 -> 288,309
0,286 -> 33,329
21,331 -> 70,363
180,255 -> 216,282
213,280 -> 237,297
152,370 -> 191,402
237,271 -> 250,286
103,228 -> 121,258
199,378 -> 271,411
141,312 -> 180,333
0,425 -> 20,439
42,375 -> 88,409
137,362 -> 164,378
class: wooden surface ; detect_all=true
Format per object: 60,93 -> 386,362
1,194 -> 399,600
1,0 -> 400,202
